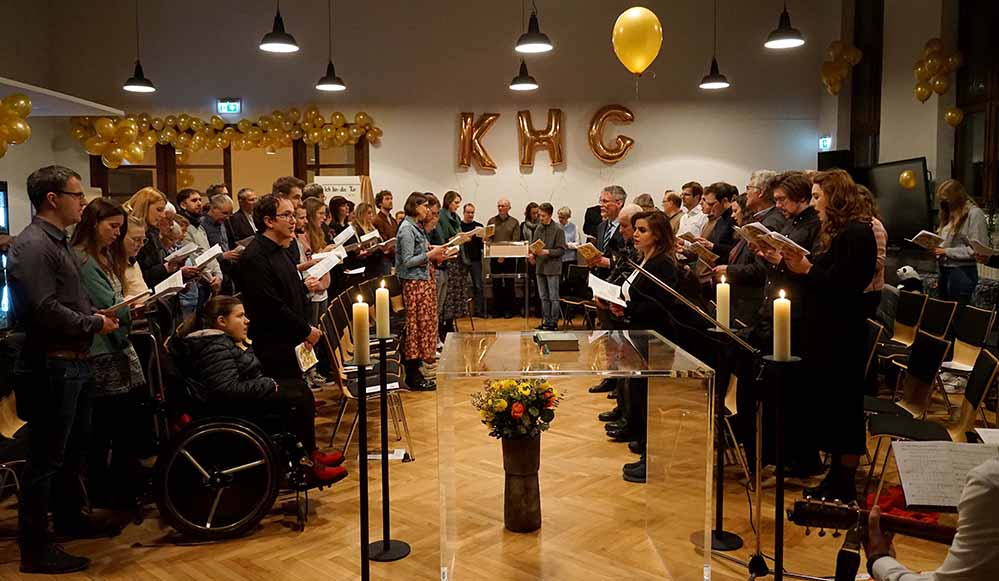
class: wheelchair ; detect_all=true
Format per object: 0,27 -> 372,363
131,304 -> 326,540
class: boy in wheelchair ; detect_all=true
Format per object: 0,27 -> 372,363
171,296 -> 347,485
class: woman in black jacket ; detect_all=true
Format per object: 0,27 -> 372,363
173,296 -> 347,484
781,169 -> 877,503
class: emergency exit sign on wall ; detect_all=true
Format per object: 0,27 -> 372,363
216,98 -> 242,115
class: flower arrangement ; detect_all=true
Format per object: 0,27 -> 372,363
471,378 -> 564,439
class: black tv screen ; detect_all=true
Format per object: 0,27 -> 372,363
865,158 -> 932,245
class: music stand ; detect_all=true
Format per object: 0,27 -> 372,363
484,242 -> 530,328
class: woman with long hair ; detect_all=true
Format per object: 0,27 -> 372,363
301,198 -> 333,325
173,296 -> 347,484
437,191 -> 468,335
349,202 -> 385,275
933,179 -> 986,305
396,193 -> 447,390
328,196 -> 351,237
781,169 -> 877,502
71,198 -> 147,507
126,187 -> 185,288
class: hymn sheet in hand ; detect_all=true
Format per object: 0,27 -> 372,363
588,273 -> 627,307
295,342 -> 319,372
905,230 -> 945,251
892,441 -> 999,509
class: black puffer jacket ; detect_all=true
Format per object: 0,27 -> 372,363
171,330 -> 276,405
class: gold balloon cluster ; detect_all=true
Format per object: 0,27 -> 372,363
0,93 -> 33,160
912,37 -> 961,105
69,107 -> 384,169
820,41 -> 862,96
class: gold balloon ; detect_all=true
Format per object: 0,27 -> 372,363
237,119 -> 252,133
137,112 -> 151,126
348,125 -> 365,139
176,150 -> 190,164
588,104 -> 635,164
826,78 -> 842,96
820,61 -> 839,80
457,112 -> 499,170
913,59 -> 930,82
222,126 -> 237,138
210,115 -> 225,130
175,133 -> 192,150
368,126 -> 383,138
177,114 -> 191,131
826,40 -> 844,62
308,128 -> 322,144
246,126 -> 263,143
124,142 -> 145,164
157,128 -> 174,145
1,117 -> 31,144
1,94 -> 32,118
0,140 -> 7,159
846,46 -> 863,66
946,52 -> 963,71
164,115 -> 178,128
925,55 -> 942,76
899,169 -> 917,190
334,126 -> 349,145
304,105 -> 321,121
106,146 -> 126,167
365,129 -> 380,145
932,74 -> 950,95
257,115 -> 273,131
944,107 -> 964,127
355,112 -> 372,127
924,37 -> 944,56
914,82 -> 932,102
271,110 -> 285,122
142,132 -> 157,149
287,107 -> 301,122
84,136 -> 109,155
281,119 -> 294,131
290,127 -> 304,141
516,109 -> 564,167
150,117 -> 165,131
189,117 -> 205,132
321,124 -> 336,139
70,126 -> 89,141
94,117 -> 116,139
330,112 -> 346,127
114,122 -> 139,144
612,7 -> 663,76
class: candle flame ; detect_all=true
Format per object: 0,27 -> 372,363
357,295 -> 363,303
720,275 -> 726,284
779,290 -> 786,299
380,280 -> 386,289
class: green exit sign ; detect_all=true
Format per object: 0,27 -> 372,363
216,98 -> 242,115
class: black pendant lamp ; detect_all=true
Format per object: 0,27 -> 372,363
259,0 -> 300,53
509,59 -> 539,91
515,1 -> 553,54
764,0 -> 805,50
699,0 -> 729,90
122,0 -> 155,93
316,0 -> 346,91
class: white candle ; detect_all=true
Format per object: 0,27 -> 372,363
353,295 -> 370,365
716,275 -> 730,330
375,280 -> 391,339
773,289 -> 791,361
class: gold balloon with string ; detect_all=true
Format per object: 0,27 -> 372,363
1,94 -> 32,118
932,75 -> 950,95
612,6 -> 663,76
899,170 -> 917,190
914,82 -> 932,102
944,107 -> 964,127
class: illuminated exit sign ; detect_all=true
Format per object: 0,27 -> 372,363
216,98 -> 242,115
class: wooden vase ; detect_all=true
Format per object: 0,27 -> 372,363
501,435 -> 542,533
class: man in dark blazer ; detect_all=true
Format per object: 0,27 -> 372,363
586,185 -> 628,274
228,188 -> 258,243
582,204 -> 602,240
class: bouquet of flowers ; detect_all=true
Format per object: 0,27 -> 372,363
471,378 -> 564,439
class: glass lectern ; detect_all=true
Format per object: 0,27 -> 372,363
437,331 -> 714,580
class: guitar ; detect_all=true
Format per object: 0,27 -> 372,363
788,499 -> 956,581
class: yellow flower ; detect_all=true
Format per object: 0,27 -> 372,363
494,399 -> 508,412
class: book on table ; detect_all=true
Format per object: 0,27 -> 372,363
905,230 -> 944,251
533,331 -> 580,351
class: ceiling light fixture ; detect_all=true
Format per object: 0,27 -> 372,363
699,0 -> 730,90
123,0 -> 155,93
316,0 -> 347,91
515,0 -> 553,54
259,0 -> 300,53
509,59 -> 539,91
764,1 -> 805,50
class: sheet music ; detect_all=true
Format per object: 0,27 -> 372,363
333,227 -> 356,247
892,441 -> 999,507
976,428 -> 999,444
588,273 -> 627,307
360,230 -> 381,243
194,244 -> 223,268
306,254 -> 342,279
345,267 -> 366,275
164,242 -> 199,262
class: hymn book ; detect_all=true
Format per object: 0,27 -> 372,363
194,245 -> 223,269
588,273 -> 627,307
164,242 -> 199,263
906,230 -> 945,251
687,242 -> 719,266
146,270 -> 185,302
295,342 -> 319,372
970,239 -> 998,256
528,240 -> 545,254
483,224 -> 495,238
576,243 -> 603,262
236,235 -> 256,248
102,290 -> 152,315
892,441 -> 999,509
306,253 -> 342,279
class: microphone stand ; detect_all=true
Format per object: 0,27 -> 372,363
626,260 -> 824,581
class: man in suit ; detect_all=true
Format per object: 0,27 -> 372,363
203,194 -> 242,294
229,188 -> 259,242
582,204 -> 602,240
585,185 -> 627,273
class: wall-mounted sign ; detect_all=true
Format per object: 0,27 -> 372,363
818,135 -> 833,152
315,175 -> 362,204
216,98 -> 242,115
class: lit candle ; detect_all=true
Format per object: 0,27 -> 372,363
375,280 -> 391,339
716,275 -> 730,330
773,290 -> 791,361
353,295 -> 370,365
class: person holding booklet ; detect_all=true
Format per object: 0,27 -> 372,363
70,198 -> 149,512
126,187 -> 189,288
437,191 -> 469,337
932,179 -> 987,306
528,203 -> 566,331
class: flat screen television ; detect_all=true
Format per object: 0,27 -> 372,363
864,158 -> 932,245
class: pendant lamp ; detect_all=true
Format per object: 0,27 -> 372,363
122,0 -> 155,93
699,0 -> 729,90
316,0 -> 347,91
764,1 -> 805,50
515,1 -> 553,54
509,59 -> 539,91
260,0 -> 300,53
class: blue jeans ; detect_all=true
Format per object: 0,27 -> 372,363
536,274 -> 561,326
14,356 -> 94,550
938,265 -> 978,306
468,260 -> 486,316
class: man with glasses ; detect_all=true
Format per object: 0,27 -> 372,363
585,185 -> 627,271
229,188 -> 258,241
237,195 -> 323,381
677,181 -> 708,239
9,166 -> 121,573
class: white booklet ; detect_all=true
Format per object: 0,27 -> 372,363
905,230 -> 945,251
295,342 -> 319,372
102,290 -> 152,315
588,273 -> 627,307
306,253 -> 342,279
164,242 -> 199,262
970,239 -> 998,256
360,230 -> 381,243
333,227 -> 356,247
766,231 -> 811,256
194,244 -> 222,269
147,270 -> 185,302
976,428 -> 999,444
892,441 -> 999,508
346,267 -> 366,275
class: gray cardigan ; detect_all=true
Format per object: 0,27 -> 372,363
531,221 -> 567,276
940,205 -> 988,267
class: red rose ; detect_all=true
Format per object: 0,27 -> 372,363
511,402 -> 525,419
545,399 -> 555,409
543,389 -> 554,400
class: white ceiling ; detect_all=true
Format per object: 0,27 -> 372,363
0,77 -> 123,117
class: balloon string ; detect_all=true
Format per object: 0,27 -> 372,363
635,76 -> 640,100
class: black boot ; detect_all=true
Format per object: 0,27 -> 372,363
20,544 -> 90,574
623,452 -> 646,472
804,464 -> 857,503
623,459 -> 646,483
598,408 -> 621,422
588,379 -> 614,393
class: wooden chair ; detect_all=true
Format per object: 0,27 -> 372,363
918,297 -> 958,339
864,331 -> 950,419
885,291 -> 928,348
0,393 -> 25,499
942,305 -> 996,373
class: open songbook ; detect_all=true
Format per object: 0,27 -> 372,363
588,273 -> 627,307
446,230 -> 476,247
733,223 -> 810,255
576,242 -> 603,262
194,244 -> 223,269
687,242 -> 719,266
306,253 -> 342,279
905,230 -> 945,251
101,290 -> 152,315
970,239 -> 997,256
528,239 -> 545,254
145,270 -> 185,303
236,235 -> 255,248
483,224 -> 495,239
295,342 -> 319,372
164,242 -> 199,263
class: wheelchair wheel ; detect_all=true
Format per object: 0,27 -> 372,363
155,418 -> 279,540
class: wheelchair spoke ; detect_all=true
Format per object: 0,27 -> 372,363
206,489 -> 224,529
220,459 -> 266,475
180,448 -> 210,480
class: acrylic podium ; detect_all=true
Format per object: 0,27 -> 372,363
437,331 -> 715,581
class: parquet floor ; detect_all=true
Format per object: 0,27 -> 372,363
0,316 -> 950,580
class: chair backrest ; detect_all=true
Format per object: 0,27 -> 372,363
891,291 -> 927,346
864,318 -> 885,377
949,305 -> 996,368
898,331 -> 950,418
919,297 -> 958,338
948,349 -> 999,442
563,264 -> 592,298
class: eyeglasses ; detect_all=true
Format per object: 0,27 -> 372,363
57,190 -> 86,201
274,212 -> 296,222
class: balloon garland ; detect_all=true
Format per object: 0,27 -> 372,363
0,93 -> 33,159
820,41 -> 862,96
69,106 -> 384,169
912,37 -> 962,114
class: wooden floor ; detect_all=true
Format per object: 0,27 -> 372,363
0,316 -> 951,580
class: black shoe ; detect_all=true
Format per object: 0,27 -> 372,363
623,460 -> 647,483
597,408 -> 621,422
605,419 -> 628,432
623,453 -> 646,472
804,469 -> 857,503
53,514 -> 122,542
607,391 -> 617,399
20,544 -> 90,574
503,312 -> 515,319
606,428 -> 636,442
535,324 -> 547,331
408,379 -> 437,392
628,440 -> 645,454
588,379 -> 614,393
